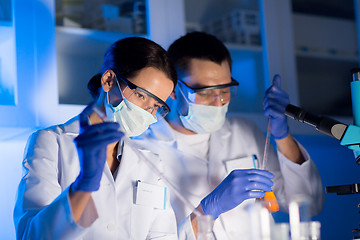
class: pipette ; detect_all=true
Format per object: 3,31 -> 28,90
262,118 -> 271,170
259,118 -> 279,212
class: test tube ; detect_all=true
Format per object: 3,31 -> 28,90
262,190 -> 280,212
248,201 -> 273,240
272,223 -> 290,240
289,195 -> 320,240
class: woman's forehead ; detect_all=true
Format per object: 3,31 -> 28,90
128,67 -> 174,102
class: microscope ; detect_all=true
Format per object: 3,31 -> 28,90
284,68 -> 360,239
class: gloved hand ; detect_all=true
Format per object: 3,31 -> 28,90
71,103 -> 124,192
200,169 -> 274,219
263,75 -> 290,139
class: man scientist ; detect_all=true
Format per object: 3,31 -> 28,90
137,31 -> 325,239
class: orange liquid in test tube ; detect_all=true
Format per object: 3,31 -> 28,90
260,190 -> 279,212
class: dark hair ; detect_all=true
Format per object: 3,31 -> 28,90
167,31 -> 232,78
88,37 -> 177,99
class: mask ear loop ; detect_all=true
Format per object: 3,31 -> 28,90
175,85 -> 192,118
115,75 -> 126,100
114,74 -> 158,121
114,74 -> 134,109
177,85 -> 190,104
178,82 -> 197,103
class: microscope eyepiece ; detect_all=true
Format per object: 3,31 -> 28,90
285,104 -> 348,141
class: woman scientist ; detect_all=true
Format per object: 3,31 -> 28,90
13,37 -> 178,239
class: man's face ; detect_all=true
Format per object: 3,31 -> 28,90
180,59 -> 232,107
184,59 -> 231,87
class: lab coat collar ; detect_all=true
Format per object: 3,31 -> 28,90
103,137 -> 142,186
147,119 -> 176,142
62,115 -> 80,135
134,117 -> 233,162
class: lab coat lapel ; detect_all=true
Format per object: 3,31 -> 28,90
208,119 -> 232,185
209,119 -> 232,160
114,140 -> 141,185
118,141 -> 162,239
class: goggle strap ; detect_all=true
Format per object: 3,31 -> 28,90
177,85 -> 191,104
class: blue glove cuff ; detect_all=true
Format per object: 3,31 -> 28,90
273,124 -> 289,140
200,198 -> 219,220
71,174 -> 101,192
270,116 -> 289,140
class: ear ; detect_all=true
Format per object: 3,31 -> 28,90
170,89 -> 177,100
101,70 -> 116,92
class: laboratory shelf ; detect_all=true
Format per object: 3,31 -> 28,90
225,42 -> 262,53
295,49 -> 358,62
56,26 -> 146,55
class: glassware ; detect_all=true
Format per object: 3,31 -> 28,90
289,195 -> 320,240
262,190 -> 280,212
247,201 -> 273,240
197,215 -> 217,240
272,223 -> 290,240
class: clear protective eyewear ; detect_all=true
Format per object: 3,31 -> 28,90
178,78 -> 239,105
115,72 -> 171,120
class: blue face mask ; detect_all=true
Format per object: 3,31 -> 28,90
105,81 -> 156,137
178,87 -> 229,134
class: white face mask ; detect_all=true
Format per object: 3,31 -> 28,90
179,101 -> 229,134
105,89 -> 156,137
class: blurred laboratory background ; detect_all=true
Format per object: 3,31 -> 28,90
0,0 -> 359,239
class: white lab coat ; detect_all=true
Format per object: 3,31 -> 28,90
133,115 -> 325,240
13,116 -> 178,240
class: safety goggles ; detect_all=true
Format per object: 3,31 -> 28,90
178,78 -> 239,105
115,72 -> 171,120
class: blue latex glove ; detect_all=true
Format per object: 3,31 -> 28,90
200,169 -> 274,219
71,103 -> 124,192
263,75 -> 290,140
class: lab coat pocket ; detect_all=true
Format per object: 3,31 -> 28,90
135,180 -> 167,210
130,204 -> 153,239
223,154 -> 258,174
